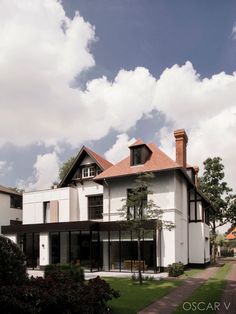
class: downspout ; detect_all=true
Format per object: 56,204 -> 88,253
104,179 -> 110,221
158,228 -> 162,272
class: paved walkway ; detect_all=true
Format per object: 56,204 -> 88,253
27,269 -> 168,280
218,261 -> 236,314
138,266 -> 218,314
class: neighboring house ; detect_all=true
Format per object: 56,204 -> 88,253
1,129 -> 213,272
0,185 -> 22,235
226,227 -> 236,257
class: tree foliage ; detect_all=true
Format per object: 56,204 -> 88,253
0,235 -> 28,285
199,157 -> 236,262
119,172 -> 174,284
59,156 -> 76,181
199,157 -> 236,229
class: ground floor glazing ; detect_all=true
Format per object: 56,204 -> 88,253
17,229 -> 157,273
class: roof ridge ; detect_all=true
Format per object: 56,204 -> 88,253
85,147 -> 113,167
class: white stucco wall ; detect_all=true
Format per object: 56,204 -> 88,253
0,193 -> 22,234
103,171 -> 190,267
40,233 -> 49,266
173,172 -> 188,265
189,222 -> 205,264
23,187 -> 77,224
103,172 -> 176,222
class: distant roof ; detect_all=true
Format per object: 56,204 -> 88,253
0,185 -> 22,196
59,146 -> 113,187
95,142 -> 181,181
226,227 -> 236,240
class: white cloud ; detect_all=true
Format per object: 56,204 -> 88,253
0,160 -> 13,176
18,151 -> 60,191
232,23 -> 236,38
105,134 -> 136,163
0,0 -> 236,192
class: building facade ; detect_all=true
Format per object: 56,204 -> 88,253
0,185 -> 22,235
2,129 -> 213,271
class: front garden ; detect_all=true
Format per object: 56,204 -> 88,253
0,235 -> 119,314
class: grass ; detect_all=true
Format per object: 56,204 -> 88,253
180,268 -> 203,279
106,277 -> 182,314
175,263 -> 232,314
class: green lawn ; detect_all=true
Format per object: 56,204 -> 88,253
106,277 -> 182,314
175,263 -> 232,314
180,268 -> 203,279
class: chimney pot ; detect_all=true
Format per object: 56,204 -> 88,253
174,129 -> 188,168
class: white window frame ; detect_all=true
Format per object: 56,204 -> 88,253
82,166 -> 96,178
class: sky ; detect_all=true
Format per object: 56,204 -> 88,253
0,0 -> 236,195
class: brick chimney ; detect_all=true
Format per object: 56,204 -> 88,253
174,129 -> 188,168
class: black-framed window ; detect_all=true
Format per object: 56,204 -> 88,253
127,188 -> 147,219
88,195 -> 103,220
10,195 -> 22,209
132,147 -> 142,165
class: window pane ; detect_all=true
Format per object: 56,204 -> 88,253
82,168 -> 88,177
190,202 -> 195,220
196,201 -> 202,220
88,195 -> 103,219
89,167 -> 95,177
133,147 -> 142,165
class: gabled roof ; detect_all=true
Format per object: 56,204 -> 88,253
85,147 -> 113,170
59,146 -> 113,187
0,185 -> 22,196
226,227 -> 236,240
95,142 -> 181,181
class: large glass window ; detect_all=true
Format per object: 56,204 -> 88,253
50,232 -> 60,264
109,231 -> 120,271
88,195 -> 103,220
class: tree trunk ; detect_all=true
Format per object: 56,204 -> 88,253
137,231 -> 142,285
212,221 -> 217,264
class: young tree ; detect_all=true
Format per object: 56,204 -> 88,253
199,157 -> 236,262
119,172 -> 174,285
59,156 -> 76,181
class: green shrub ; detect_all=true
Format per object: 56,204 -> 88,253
0,276 -> 119,314
0,235 -> 28,285
44,264 -> 84,283
168,262 -> 184,277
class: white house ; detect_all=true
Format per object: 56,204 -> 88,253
0,185 -> 22,238
1,129 -> 213,272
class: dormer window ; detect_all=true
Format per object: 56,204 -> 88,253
82,166 -> 96,178
130,142 -> 152,166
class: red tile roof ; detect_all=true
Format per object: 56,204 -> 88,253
95,142 -> 181,180
226,227 -> 236,240
85,147 -> 113,170
129,139 -> 145,148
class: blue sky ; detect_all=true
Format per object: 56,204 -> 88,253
0,0 -> 236,191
